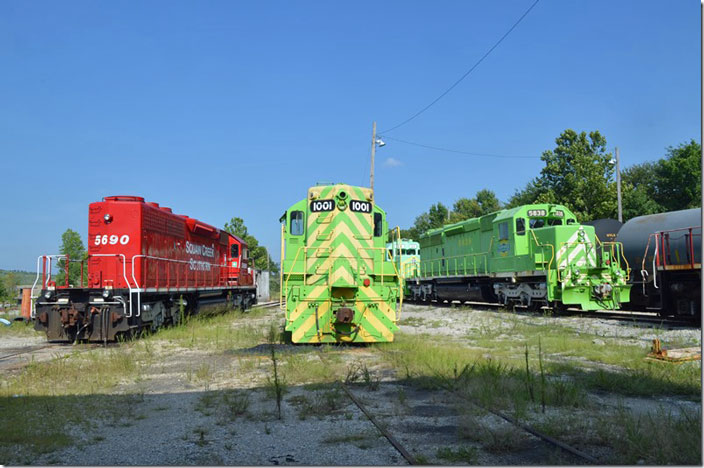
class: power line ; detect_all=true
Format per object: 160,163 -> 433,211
380,0 -> 540,134
381,135 -> 539,159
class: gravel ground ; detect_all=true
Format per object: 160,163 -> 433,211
5,303 -> 702,465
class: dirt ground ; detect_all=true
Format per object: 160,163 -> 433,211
2,303 -> 701,465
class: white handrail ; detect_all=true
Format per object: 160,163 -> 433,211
652,234 -> 659,289
130,255 -> 227,317
90,254 -> 134,317
30,254 -> 67,319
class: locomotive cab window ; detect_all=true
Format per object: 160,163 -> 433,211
373,212 -> 383,237
529,219 -> 545,229
230,244 -> 239,258
548,218 -> 562,226
290,211 -> 304,236
566,218 -> 576,225
516,218 -> 525,235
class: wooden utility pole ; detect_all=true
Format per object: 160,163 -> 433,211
370,121 -> 376,192
615,147 -> 622,223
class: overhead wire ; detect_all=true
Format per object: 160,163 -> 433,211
380,0 -> 540,134
382,135 -> 539,159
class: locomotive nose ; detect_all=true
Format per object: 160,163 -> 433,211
335,307 -> 354,323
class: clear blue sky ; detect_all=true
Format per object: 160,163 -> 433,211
1,0 -> 699,271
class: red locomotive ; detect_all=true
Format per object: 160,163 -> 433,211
33,196 -> 257,342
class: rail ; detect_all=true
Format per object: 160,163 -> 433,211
419,240 -> 492,278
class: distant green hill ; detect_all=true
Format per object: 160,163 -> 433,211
0,269 -> 37,286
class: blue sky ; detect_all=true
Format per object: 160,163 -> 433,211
0,0 -> 699,271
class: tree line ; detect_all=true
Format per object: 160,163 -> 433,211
400,129 -> 701,239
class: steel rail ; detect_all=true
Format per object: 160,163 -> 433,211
404,299 -> 699,327
315,352 -> 416,465
442,385 -> 599,464
337,381 -> 417,465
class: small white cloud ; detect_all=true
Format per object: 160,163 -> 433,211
383,157 -> 402,168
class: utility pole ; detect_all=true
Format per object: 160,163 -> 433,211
615,147 -> 622,223
370,121 -> 376,192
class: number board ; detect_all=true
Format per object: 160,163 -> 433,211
554,210 -> 564,217
349,200 -> 372,213
310,200 -> 334,212
527,209 -> 547,217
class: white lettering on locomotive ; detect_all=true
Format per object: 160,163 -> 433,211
94,234 -> 130,245
185,241 -> 216,258
189,259 -> 212,271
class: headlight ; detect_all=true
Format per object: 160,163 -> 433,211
104,214 -> 113,223
102,289 -> 112,299
574,269 -> 581,276
44,291 -> 53,299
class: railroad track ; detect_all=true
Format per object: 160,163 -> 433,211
315,348 -> 598,465
405,299 -> 699,328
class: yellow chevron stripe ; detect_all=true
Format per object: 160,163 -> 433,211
306,243 -> 373,284
289,285 -> 327,321
292,301 -> 330,342
331,264 -> 356,285
360,285 -> 397,321
362,307 -> 394,342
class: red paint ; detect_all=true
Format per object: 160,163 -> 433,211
77,196 -> 254,291
363,278 -> 370,287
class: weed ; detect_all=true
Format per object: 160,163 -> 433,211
436,446 -> 478,463
223,390 -> 250,419
397,387 -> 407,406
267,339 -> 286,419
598,405 -> 701,465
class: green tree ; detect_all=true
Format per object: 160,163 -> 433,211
403,202 -> 449,239
448,189 -> 501,223
475,189 -> 501,214
621,161 -> 662,220
56,229 -> 87,286
224,217 -> 279,273
0,273 -> 8,301
506,129 -> 616,221
654,140 -> 701,211
449,198 -> 481,223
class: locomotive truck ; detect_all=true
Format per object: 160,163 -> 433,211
280,183 -> 402,343
406,203 -> 631,311
33,196 -> 257,342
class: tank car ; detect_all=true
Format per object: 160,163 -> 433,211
406,204 -> 631,311
280,183 -> 402,343
616,207 -> 701,319
32,196 -> 257,342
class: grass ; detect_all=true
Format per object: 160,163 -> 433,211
287,386 -> 347,420
599,405 -> 702,465
436,446 -> 478,463
146,303 -> 274,351
0,317 -> 41,337
322,429 -> 381,449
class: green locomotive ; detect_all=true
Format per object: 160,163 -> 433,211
406,204 -> 631,310
280,183 -> 402,343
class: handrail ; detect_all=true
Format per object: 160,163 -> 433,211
530,230 -> 555,274
130,254 -> 226,316
282,238 -> 404,323
420,249 -> 491,278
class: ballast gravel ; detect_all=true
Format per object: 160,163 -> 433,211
10,303 -> 702,465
